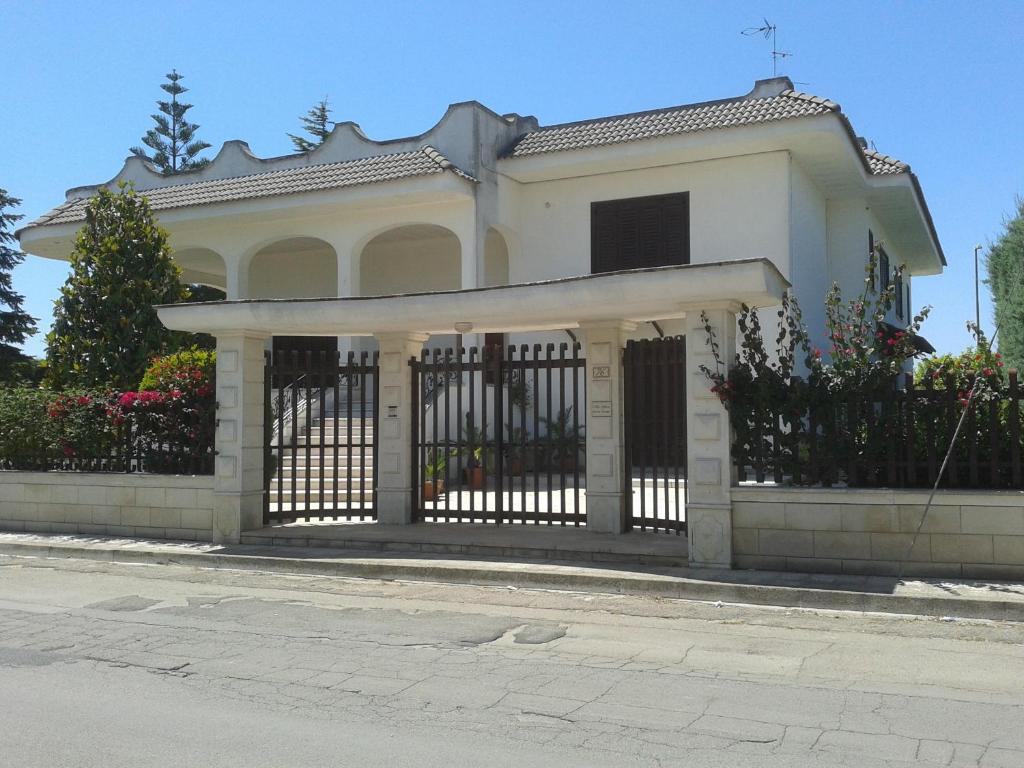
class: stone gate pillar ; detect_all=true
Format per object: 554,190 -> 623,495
579,321 -> 636,534
374,332 -> 428,525
213,332 -> 270,544
682,303 -> 739,568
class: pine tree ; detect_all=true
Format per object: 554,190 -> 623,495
130,70 -> 212,175
0,189 -> 37,381
45,184 -> 188,390
288,98 -> 333,153
986,198 -> 1024,371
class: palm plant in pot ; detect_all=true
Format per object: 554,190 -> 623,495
462,414 -> 489,490
543,406 -> 585,473
422,448 -> 449,502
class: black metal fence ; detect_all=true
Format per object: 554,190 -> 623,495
264,349 -> 379,524
411,343 -> 586,525
736,370 -> 1023,489
623,336 -> 687,533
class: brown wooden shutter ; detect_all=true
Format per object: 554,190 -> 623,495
591,192 -> 689,274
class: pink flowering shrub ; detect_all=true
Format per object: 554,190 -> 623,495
2,349 -> 216,472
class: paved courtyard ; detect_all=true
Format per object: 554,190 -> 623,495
1,554 -> 1022,767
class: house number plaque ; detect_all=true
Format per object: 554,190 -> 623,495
592,365 -> 610,379
387,405 -> 398,418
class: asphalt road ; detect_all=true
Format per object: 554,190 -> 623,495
1,555 -> 1022,767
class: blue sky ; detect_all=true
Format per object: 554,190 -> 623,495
3,0 -> 1022,358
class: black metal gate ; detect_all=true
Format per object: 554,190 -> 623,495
411,343 -> 586,525
623,336 -> 687,533
264,349 -> 379,524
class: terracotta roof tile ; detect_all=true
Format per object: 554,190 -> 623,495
28,146 -> 476,228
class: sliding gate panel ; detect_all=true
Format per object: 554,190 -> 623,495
624,336 -> 687,533
264,349 -> 379,524
411,343 -> 586,525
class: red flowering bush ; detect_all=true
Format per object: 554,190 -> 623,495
1,349 -> 215,472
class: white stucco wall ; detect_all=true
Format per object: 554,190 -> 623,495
789,159 -> 829,353
508,151 -> 791,284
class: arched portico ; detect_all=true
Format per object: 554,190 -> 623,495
248,237 -> 339,300
358,224 -> 461,296
173,247 -> 227,291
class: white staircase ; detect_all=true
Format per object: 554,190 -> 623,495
269,395 -> 376,512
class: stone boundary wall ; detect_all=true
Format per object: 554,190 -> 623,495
0,472 -> 215,541
733,486 -> 1024,580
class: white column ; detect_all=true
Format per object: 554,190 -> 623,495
223,253 -> 249,300
331,234 -> 360,359
213,332 -> 269,543
373,332 -> 428,525
683,303 -> 739,568
579,320 -> 636,534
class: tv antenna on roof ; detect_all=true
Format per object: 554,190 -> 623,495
742,18 -> 792,77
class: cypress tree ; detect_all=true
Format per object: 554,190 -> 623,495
131,70 -> 212,175
986,199 -> 1024,371
289,98 -> 333,153
0,189 -> 37,380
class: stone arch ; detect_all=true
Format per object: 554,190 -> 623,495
358,223 -> 461,296
247,236 -> 338,299
173,247 -> 227,291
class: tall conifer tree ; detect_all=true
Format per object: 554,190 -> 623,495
131,70 -> 212,175
0,189 -> 37,380
986,199 -> 1024,371
289,98 -> 333,153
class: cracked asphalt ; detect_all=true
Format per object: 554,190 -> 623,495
1,554 -> 1022,767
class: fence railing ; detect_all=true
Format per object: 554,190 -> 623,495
736,370 -> 1023,489
0,414 -> 215,475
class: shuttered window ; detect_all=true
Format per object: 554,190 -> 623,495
591,192 -> 690,274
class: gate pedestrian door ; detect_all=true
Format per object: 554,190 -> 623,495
264,350 -> 379,524
411,343 -> 586,525
623,336 -> 687,533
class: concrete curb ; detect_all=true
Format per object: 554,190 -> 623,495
2,538 -> 1023,623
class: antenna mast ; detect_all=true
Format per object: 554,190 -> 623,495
742,18 -> 792,76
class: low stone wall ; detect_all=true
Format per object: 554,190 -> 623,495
733,486 -> 1024,580
0,471 -> 215,541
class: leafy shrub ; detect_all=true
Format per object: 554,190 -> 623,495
0,388 -> 56,468
139,347 -> 215,395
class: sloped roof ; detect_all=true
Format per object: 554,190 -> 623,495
505,89 -> 911,180
27,145 -> 477,228
864,149 -> 909,175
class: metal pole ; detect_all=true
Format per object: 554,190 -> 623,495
974,244 -> 982,331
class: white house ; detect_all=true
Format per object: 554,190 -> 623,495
18,77 -> 945,566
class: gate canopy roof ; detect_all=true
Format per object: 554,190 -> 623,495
157,258 -> 788,337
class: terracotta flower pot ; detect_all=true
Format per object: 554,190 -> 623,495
465,466 -> 486,490
422,479 -> 445,502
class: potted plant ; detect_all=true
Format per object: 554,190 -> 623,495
422,448 -> 448,502
462,414 -> 489,490
543,406 -> 585,473
505,424 -> 528,476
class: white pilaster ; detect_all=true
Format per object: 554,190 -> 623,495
580,320 -> 636,534
373,332 -> 428,524
213,332 -> 269,543
223,253 -> 249,300
683,303 -> 739,568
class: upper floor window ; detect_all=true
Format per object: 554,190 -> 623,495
591,192 -> 690,274
895,270 -> 904,319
